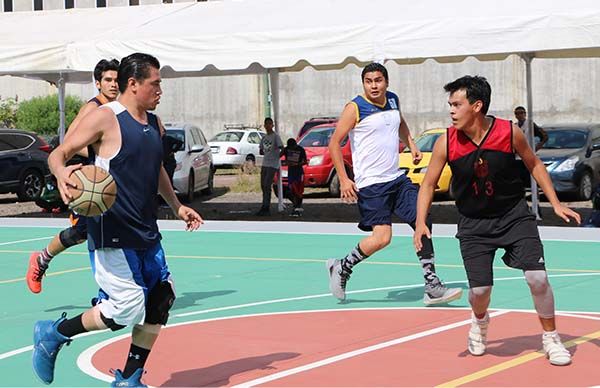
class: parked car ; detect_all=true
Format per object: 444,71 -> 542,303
537,124 -> 600,200
274,122 -> 353,197
208,125 -> 265,169
0,128 -> 52,201
164,123 -> 214,202
399,128 -> 453,197
296,116 -> 338,140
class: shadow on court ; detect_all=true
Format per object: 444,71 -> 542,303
341,283 -> 469,305
44,304 -> 92,312
172,290 -> 237,310
456,333 -> 600,358
161,352 -> 300,387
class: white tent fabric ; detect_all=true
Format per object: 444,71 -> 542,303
1,0 -> 600,81
1,0 -> 599,214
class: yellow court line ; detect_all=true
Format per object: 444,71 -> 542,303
0,266 -> 91,284
1,249 -> 600,285
436,330 -> 600,387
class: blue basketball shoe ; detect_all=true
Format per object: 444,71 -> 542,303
111,368 -> 147,387
32,312 -> 71,384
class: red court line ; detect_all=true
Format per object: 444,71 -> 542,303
88,309 -> 599,387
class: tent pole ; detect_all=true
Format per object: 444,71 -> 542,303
521,53 -> 540,220
267,69 -> 285,213
58,73 -> 66,144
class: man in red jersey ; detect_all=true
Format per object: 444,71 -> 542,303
414,75 -> 580,366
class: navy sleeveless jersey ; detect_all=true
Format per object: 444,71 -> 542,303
87,101 -> 163,250
447,117 -> 525,218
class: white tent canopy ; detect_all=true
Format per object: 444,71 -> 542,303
1,0 -> 600,213
1,0 -> 600,81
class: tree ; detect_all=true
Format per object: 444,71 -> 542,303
0,98 -> 18,128
16,94 -> 83,135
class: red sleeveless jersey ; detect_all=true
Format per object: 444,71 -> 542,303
447,117 -> 525,218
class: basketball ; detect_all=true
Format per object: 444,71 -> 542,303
68,165 -> 117,217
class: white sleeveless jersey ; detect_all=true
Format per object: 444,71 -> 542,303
349,91 -> 403,189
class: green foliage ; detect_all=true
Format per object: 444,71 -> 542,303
0,98 -> 18,128
16,94 -> 83,135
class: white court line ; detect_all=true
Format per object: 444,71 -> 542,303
173,272 -> 600,318
3,271 -> 600,362
231,311 -> 511,388
556,312 -> 600,321
0,236 -> 53,246
76,306 -> 600,386
2,218 -> 600,241
0,329 -> 107,360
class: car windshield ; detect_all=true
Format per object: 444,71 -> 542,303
210,131 -> 244,142
404,132 -> 442,153
299,127 -> 335,147
165,129 -> 185,151
542,129 -> 588,149
166,128 -> 185,144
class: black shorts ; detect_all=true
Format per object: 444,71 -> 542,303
457,199 -> 545,288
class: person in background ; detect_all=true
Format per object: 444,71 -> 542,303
256,117 -> 283,216
282,137 -> 307,216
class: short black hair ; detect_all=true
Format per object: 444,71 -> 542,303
117,53 -> 160,93
264,117 -> 273,124
286,138 -> 297,147
93,59 -> 119,82
443,75 -> 492,115
361,63 -> 388,82
514,106 -> 526,113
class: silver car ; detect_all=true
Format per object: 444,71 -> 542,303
164,123 -> 214,202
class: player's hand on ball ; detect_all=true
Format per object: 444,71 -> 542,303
178,205 -> 203,231
56,164 -> 83,204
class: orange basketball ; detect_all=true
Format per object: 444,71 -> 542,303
68,165 -> 117,217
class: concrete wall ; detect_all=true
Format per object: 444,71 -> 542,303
3,56 -> 600,139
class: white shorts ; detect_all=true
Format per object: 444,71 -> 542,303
89,242 -> 173,326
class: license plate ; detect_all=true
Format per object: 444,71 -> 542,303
210,147 -> 219,154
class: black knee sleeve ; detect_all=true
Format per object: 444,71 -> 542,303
145,281 -> 176,325
59,226 -> 87,248
100,312 -> 126,331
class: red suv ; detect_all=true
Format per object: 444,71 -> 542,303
274,122 -> 353,197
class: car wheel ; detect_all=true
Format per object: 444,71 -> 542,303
578,171 -> 593,201
328,173 -> 340,197
201,166 -> 215,195
186,172 -> 195,203
17,169 -> 44,202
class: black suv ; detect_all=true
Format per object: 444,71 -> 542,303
0,129 -> 52,201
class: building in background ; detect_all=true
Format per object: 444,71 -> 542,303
2,1 -> 600,140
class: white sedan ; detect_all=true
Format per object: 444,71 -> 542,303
208,129 -> 265,168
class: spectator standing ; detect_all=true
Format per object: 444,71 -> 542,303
256,117 -> 283,216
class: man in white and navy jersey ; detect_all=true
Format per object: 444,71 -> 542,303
326,63 -> 462,306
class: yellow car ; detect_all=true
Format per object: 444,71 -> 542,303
399,128 -> 453,197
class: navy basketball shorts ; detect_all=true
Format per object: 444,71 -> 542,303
457,199 -> 546,288
357,174 -> 418,232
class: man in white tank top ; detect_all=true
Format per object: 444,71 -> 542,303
326,63 -> 462,306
